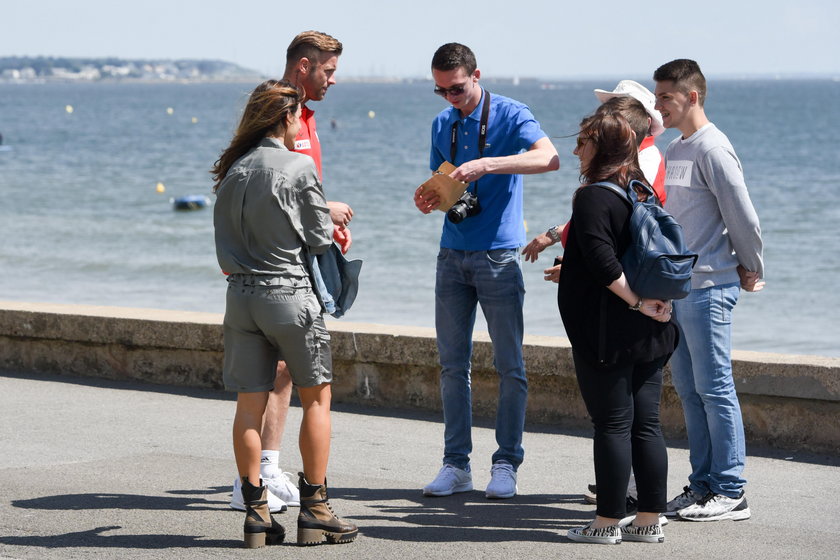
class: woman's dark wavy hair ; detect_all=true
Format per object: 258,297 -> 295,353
211,79 -> 302,191
578,111 -> 648,193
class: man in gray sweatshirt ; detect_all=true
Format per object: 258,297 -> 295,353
653,59 -> 764,522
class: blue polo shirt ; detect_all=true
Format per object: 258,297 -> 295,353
430,89 -> 547,251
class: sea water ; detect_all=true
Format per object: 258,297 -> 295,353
0,79 -> 838,357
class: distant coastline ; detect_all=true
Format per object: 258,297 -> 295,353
0,56 -> 262,83
1,56 -> 837,85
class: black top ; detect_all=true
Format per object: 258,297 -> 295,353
558,184 -> 678,369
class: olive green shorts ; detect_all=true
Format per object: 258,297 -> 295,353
222,276 -> 332,392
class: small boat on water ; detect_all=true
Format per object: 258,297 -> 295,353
171,195 -> 211,211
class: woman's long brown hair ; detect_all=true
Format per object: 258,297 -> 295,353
578,112 -> 648,191
211,80 -> 302,191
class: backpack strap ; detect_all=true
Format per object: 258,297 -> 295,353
592,180 -> 655,205
591,181 -> 632,206
628,179 -> 655,204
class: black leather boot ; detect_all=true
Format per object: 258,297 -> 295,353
297,472 -> 358,546
240,476 -> 285,548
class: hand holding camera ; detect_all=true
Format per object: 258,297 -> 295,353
446,159 -> 487,223
415,159 -> 486,223
415,161 -> 466,215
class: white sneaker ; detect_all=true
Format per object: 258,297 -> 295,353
485,461 -> 517,499
422,464 -> 473,496
230,477 -> 287,513
677,492 -> 751,522
263,471 -> 300,507
664,485 -> 705,517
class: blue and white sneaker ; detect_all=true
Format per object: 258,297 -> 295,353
422,464 -> 473,496
485,461 -> 517,499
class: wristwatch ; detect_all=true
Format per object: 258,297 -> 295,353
546,225 -> 562,243
629,298 -> 643,311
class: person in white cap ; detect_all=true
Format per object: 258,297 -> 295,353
594,80 -> 666,204
523,83 -> 669,520
522,80 -> 665,265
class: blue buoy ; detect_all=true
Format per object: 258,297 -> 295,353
172,195 -> 211,211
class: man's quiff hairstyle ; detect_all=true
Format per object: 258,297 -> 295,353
653,58 -> 707,106
431,43 -> 477,75
286,31 -> 343,66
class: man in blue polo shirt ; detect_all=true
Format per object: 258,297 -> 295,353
414,42 -> 559,499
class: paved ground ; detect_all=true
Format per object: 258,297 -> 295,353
1,369 -> 839,560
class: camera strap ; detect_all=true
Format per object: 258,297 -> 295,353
450,89 -> 491,193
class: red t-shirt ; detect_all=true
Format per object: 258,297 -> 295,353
293,104 -> 322,180
639,135 -> 666,205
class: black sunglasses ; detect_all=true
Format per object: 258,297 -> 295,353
434,83 -> 468,97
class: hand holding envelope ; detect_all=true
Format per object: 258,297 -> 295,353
414,161 -> 468,214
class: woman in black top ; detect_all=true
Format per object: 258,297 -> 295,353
561,112 -> 678,545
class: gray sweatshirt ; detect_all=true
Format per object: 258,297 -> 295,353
664,123 -> 764,289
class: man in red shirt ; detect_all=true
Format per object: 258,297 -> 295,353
230,30 -> 353,514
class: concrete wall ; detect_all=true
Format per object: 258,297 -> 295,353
1,301 -> 839,454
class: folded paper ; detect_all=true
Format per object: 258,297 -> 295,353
418,161 -> 468,212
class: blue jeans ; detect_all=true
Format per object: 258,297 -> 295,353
671,282 -> 746,498
435,248 -> 527,471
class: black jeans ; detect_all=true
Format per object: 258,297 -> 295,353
573,351 -> 669,518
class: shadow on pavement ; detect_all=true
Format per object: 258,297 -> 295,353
3,487 -> 243,549
0,526 -> 237,549
333,486 -> 588,543
11,487 -> 229,512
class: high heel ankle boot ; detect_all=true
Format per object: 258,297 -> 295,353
297,472 -> 358,546
241,476 -> 285,548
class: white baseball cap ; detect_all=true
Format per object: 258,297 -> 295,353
593,80 -> 665,137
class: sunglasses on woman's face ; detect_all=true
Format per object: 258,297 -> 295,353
434,83 -> 468,98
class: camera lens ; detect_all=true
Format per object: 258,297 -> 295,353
447,191 -> 479,223
447,202 -> 468,223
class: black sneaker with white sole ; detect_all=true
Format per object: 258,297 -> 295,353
677,491 -> 751,522
664,485 -> 705,517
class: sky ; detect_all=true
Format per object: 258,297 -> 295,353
2,0 -> 839,79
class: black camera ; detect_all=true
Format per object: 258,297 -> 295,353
446,190 -> 481,223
